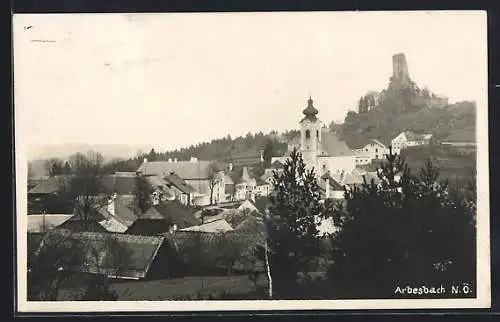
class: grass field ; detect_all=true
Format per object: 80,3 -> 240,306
58,274 -> 268,300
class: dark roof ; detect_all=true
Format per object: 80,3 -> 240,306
164,173 -> 195,194
301,97 -> 319,123
28,175 -> 72,194
256,178 -> 269,186
253,196 -> 272,214
101,175 -> 137,195
319,174 -> 344,190
140,201 -> 200,229
137,161 -> 214,179
38,229 -> 165,279
271,160 -> 285,169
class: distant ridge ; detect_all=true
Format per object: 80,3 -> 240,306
28,143 -> 155,162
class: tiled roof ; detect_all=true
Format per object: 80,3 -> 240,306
180,219 -> 234,233
137,161 -> 214,179
253,196 -> 272,214
38,229 -> 166,279
140,201 -> 200,229
27,214 -> 74,233
319,133 -> 356,157
318,174 -> 344,191
164,173 -> 195,194
28,175 -> 72,194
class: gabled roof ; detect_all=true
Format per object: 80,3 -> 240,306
164,173 -> 195,194
137,161 -> 214,179
319,174 -> 344,191
319,133 -> 356,157
28,175 -> 72,194
271,160 -> 285,169
140,201 -> 200,229
27,214 -> 74,233
253,196 -> 272,215
235,216 -> 265,234
37,229 -> 166,279
179,219 -> 234,233
256,178 -> 270,186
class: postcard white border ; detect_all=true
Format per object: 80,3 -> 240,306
14,11 -> 490,312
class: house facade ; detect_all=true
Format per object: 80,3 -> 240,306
354,139 -> 389,162
391,131 -> 433,154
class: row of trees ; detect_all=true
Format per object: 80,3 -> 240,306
263,147 -> 476,299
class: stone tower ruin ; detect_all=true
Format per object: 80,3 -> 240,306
392,53 -> 410,86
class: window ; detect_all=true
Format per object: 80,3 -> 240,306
305,130 -> 311,139
365,149 -> 368,152
375,148 -> 378,153
316,130 -> 319,139
375,155 -> 378,159
322,164 -> 326,171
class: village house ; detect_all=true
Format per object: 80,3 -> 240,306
126,200 -> 200,236
391,131 -> 434,154
136,157 -> 226,206
354,139 -> 389,163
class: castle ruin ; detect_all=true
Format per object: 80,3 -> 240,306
392,53 -> 410,86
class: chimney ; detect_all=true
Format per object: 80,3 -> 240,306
228,163 -> 233,172
143,158 -> 148,164
107,198 -> 115,216
242,167 -> 250,181
174,158 -> 178,163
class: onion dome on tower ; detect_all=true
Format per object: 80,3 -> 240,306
301,96 -> 319,122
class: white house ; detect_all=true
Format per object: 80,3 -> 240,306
354,139 -> 389,162
391,131 -> 433,154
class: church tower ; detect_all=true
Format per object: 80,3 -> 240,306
300,96 -> 322,171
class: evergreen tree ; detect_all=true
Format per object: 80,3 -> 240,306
267,148 -> 323,297
262,140 -> 274,168
326,148 -> 476,298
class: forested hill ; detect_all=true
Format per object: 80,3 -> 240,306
338,77 -> 476,149
131,130 -> 300,167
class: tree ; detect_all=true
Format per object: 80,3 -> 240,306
207,163 -> 220,206
267,148 -> 323,297
262,141 -> 274,168
326,148 -> 476,298
147,148 -> 158,162
63,161 -> 72,175
45,158 -> 64,177
134,175 -> 153,214
216,232 -> 245,276
67,151 -> 107,231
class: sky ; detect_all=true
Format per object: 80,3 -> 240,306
13,11 -> 487,153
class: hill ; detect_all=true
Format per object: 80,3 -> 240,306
338,83 -> 475,149
338,53 -> 476,149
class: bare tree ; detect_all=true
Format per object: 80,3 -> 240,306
207,163 -> 221,206
45,158 -> 65,177
67,151 -> 108,231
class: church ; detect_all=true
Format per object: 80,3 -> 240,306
272,97 -> 356,180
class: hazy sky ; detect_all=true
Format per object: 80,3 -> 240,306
14,11 -> 487,153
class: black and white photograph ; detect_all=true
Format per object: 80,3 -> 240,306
14,11 -> 490,311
